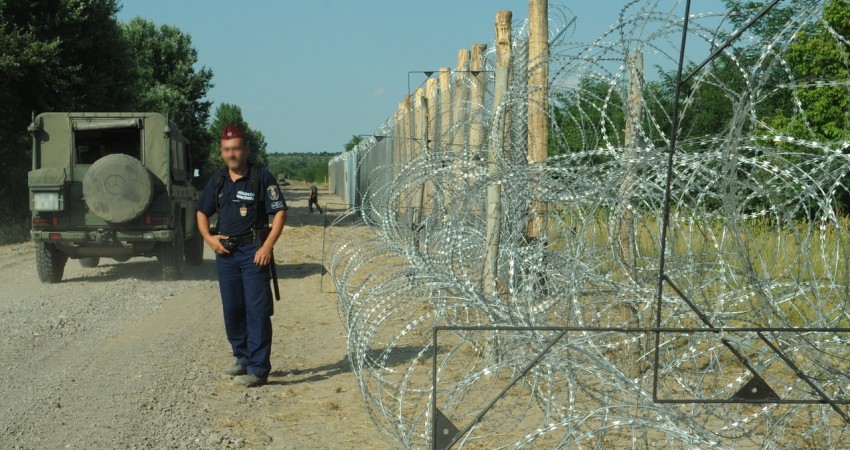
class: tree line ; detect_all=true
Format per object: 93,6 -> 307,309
268,153 -> 338,184
550,0 -> 850,214
0,0 -> 272,243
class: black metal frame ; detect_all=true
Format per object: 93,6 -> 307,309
408,70 -> 495,96
431,325 -> 850,449
429,1 -> 850,448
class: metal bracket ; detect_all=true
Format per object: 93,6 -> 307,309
433,407 -> 460,450
731,375 -> 780,401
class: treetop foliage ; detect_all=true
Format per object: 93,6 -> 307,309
205,103 -> 269,179
0,0 -> 223,243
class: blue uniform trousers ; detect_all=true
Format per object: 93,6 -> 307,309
215,242 -> 273,377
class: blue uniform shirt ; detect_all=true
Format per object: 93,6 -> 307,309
195,166 -> 288,236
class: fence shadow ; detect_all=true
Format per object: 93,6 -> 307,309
277,262 -> 324,279
267,345 -> 426,386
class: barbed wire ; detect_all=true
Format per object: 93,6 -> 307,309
328,1 -> 850,448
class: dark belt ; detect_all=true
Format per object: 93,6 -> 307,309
226,232 -> 255,247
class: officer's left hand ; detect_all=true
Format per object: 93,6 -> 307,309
254,245 -> 273,266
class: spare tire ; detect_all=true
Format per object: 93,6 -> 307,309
83,154 -> 153,223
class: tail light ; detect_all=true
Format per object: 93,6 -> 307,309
145,215 -> 169,226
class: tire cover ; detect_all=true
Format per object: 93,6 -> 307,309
83,154 -> 153,223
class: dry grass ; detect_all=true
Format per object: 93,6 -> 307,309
559,209 -> 850,328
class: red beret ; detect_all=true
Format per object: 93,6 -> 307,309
221,125 -> 245,140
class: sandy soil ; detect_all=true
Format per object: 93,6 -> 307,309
216,185 -> 389,449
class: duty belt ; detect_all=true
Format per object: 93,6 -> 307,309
226,232 -> 255,247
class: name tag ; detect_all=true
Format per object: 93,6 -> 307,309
236,190 -> 255,201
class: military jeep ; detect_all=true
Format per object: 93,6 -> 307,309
27,112 -> 204,282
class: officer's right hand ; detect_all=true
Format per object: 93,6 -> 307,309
205,235 -> 230,255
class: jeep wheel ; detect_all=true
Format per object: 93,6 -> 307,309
185,234 -> 204,266
36,242 -> 68,283
156,225 -> 185,280
79,257 -> 100,268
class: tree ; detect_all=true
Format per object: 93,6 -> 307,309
0,0 -> 135,243
768,0 -> 850,213
344,135 -> 363,152
122,18 -> 214,172
205,103 -> 270,178
550,78 -> 626,156
267,152 -> 337,183
772,0 -> 850,141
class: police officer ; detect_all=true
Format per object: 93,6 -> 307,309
196,124 -> 288,387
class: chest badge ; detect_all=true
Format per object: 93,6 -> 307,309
240,206 -> 248,217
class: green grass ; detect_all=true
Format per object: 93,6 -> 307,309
553,208 -> 850,328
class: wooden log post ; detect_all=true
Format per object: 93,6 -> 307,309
483,11 -> 512,294
417,92 -> 430,227
469,44 -> 488,159
399,95 -> 412,213
617,51 -> 643,278
425,78 -> 438,208
527,0 -> 549,239
412,88 -> 426,213
414,88 -> 425,157
426,78 -> 438,148
443,50 -> 470,214
392,109 -> 401,181
452,49 -> 471,156
438,67 -> 452,152
437,67 -> 452,217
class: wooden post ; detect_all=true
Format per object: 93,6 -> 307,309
417,94 -> 430,226
411,88 -> 425,212
452,49 -> 471,154
469,44 -> 488,158
527,0 -> 549,239
406,94 -> 414,162
399,95 -> 412,213
426,78 -> 438,148
392,109 -> 400,180
425,78 -> 438,207
617,51 -> 643,277
483,11 -> 512,294
413,88 -> 425,157
438,67 -> 452,152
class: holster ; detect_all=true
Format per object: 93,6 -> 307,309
253,226 -> 270,247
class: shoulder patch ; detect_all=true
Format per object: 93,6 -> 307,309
267,185 -> 280,201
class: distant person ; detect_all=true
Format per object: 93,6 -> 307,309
308,183 -> 323,214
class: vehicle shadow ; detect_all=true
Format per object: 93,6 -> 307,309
62,258 -> 219,283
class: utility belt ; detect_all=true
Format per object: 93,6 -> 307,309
221,227 -> 269,252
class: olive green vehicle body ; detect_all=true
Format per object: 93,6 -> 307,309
28,112 -> 202,279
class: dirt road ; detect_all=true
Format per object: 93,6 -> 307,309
0,185 -> 388,449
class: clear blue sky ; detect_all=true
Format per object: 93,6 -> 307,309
117,1 -> 727,154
